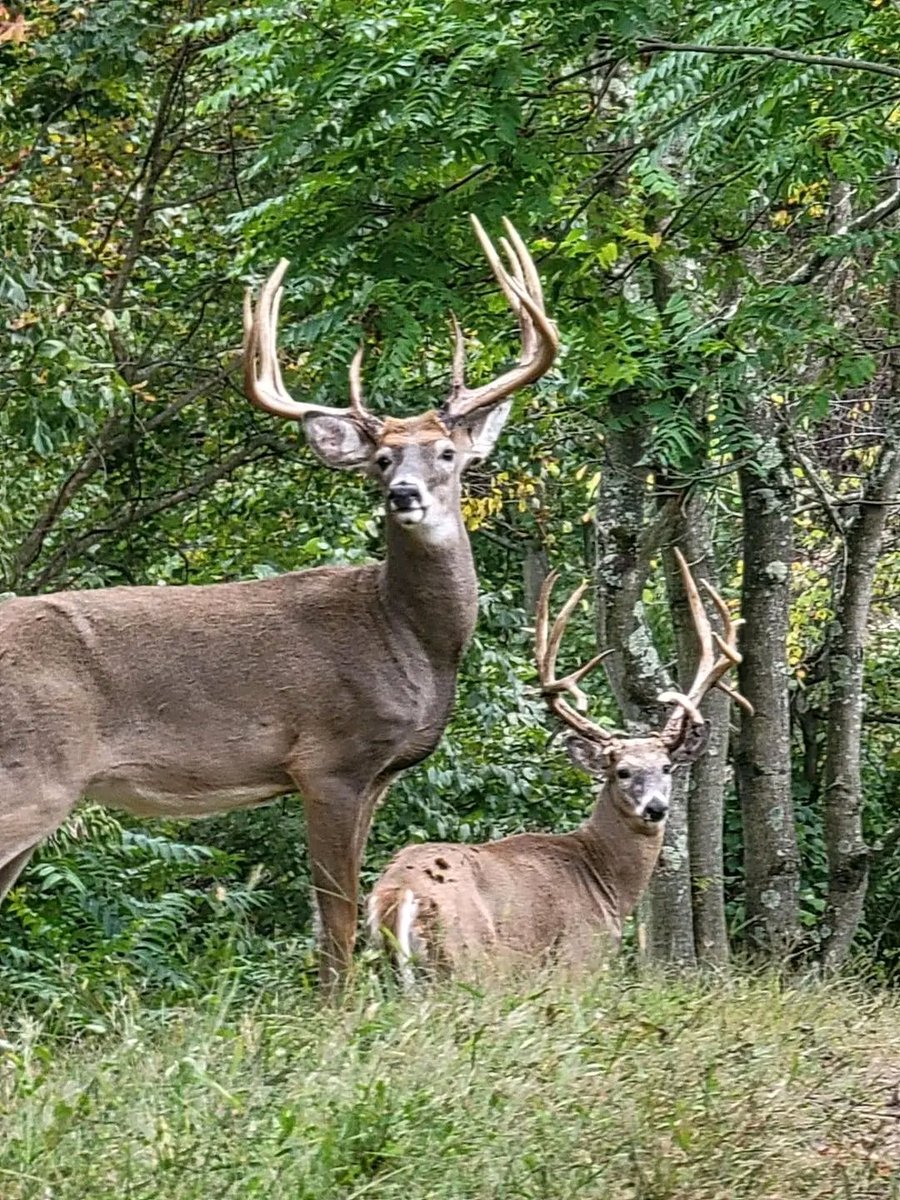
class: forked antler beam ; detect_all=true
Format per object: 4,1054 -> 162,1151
535,570 -> 617,744
242,259 -> 384,435
243,218 -> 558,434
658,549 -> 753,748
442,216 -> 560,421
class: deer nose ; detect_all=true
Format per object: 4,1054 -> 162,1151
388,481 -> 423,511
643,799 -> 668,823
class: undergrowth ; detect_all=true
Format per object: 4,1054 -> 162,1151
1,969 -> 898,1199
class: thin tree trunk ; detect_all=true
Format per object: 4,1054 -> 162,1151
523,543 -> 548,617
594,392 -> 696,966
735,392 -> 801,958
645,769 -> 695,963
821,399 -> 900,971
664,496 -> 731,965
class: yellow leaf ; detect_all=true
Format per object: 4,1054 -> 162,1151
0,10 -> 28,43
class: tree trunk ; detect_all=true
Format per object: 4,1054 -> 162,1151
523,543 -> 548,617
594,392 -> 696,966
663,496 -> 732,965
735,393 -> 801,958
821,401 -> 900,971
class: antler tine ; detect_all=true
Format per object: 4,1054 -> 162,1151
678,549 -> 717,682
347,345 -> 384,438
243,260 -> 384,431
448,312 -> 467,399
535,571 -> 618,743
441,215 -> 559,423
659,550 -> 753,746
469,214 -> 521,311
701,579 -> 753,712
499,234 -> 536,364
657,691 -> 704,726
534,566 -> 558,669
718,680 -> 754,715
503,216 -> 545,309
545,579 -> 587,687
244,260 -> 299,420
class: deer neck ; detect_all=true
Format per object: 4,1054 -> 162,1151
382,511 -> 478,661
576,789 -> 665,920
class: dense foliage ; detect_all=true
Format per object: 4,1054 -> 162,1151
1,0 -> 899,1017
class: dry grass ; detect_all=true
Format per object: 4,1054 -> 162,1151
1,969 -> 898,1198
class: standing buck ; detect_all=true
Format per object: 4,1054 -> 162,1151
0,216 -> 558,986
369,550 -> 750,981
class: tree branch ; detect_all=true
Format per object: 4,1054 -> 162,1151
10,372 -> 227,588
27,434 -> 281,594
785,176 -> 900,285
633,39 -> 900,82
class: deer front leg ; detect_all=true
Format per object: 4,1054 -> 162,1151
295,773 -> 382,992
0,784 -> 78,906
0,843 -> 39,904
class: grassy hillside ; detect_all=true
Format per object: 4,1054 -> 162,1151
1,970 -> 898,1199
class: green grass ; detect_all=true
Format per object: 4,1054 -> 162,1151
1,969 -> 898,1199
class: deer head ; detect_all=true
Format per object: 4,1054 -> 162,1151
243,216 -> 559,545
536,549 -> 751,832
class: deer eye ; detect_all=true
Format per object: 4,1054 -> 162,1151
376,454 -> 392,472
662,763 -> 673,775
439,446 -> 456,462
616,768 -> 631,781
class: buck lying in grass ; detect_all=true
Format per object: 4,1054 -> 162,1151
368,550 -> 749,981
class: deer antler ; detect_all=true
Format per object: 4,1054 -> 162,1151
658,549 -> 753,749
244,219 -> 558,437
441,216 -> 559,423
535,570 -> 617,744
243,259 -> 384,437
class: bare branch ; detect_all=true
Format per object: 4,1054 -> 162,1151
10,373 -> 226,588
26,434 -> 280,594
633,38 -> 900,82
786,176 -> 900,285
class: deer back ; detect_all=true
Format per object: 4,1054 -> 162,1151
370,825 -> 632,975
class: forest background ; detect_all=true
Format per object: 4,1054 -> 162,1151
1,0 -> 900,1023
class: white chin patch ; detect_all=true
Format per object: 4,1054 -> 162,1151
393,507 -> 427,527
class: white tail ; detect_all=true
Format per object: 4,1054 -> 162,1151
368,886 -> 425,989
0,217 -> 558,990
370,553 -> 750,979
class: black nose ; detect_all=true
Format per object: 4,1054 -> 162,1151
644,799 -> 668,823
388,482 -> 422,511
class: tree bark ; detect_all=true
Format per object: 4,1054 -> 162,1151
820,399 -> 900,971
735,393 -> 801,958
594,392 -> 696,966
663,496 -> 731,965
523,543 -> 548,617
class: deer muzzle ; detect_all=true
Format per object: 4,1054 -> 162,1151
388,480 -> 428,524
641,798 -> 669,824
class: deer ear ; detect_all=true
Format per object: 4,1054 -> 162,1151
301,414 -> 375,471
453,400 -> 514,467
564,734 -> 611,777
670,721 -> 711,764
